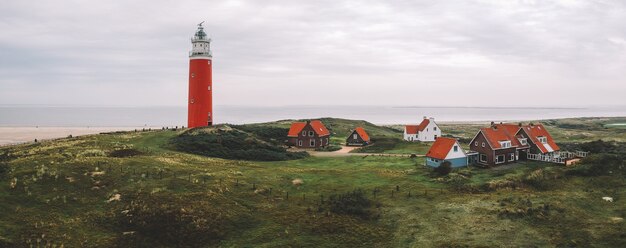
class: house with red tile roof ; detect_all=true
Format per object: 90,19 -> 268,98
517,123 -> 560,155
346,127 -> 371,146
468,123 -> 531,166
404,117 -> 441,142
286,120 -> 330,148
425,137 -> 469,167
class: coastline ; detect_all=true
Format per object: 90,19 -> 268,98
0,126 -> 162,146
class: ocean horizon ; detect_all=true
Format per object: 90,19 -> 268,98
0,105 -> 624,127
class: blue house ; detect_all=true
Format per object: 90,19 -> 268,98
425,137 -> 468,168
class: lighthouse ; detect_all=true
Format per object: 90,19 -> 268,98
187,22 -> 213,128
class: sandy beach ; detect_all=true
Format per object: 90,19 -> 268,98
0,126 -> 159,146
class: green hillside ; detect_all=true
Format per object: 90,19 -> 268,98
0,117 -> 624,247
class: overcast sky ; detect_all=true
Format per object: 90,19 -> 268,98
1,0 -> 625,107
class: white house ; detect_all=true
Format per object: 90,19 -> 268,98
404,117 -> 441,142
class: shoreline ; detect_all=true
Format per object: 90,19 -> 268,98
0,126 -> 163,146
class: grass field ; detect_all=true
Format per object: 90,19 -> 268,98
0,117 -> 624,247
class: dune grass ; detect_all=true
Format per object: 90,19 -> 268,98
0,118 -> 624,247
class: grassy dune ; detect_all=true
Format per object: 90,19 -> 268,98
0,118 -> 624,247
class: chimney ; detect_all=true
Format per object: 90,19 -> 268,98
499,122 -> 503,124
518,122 -> 522,127
429,117 -> 435,121
423,116 -> 427,119
530,122 -> 534,126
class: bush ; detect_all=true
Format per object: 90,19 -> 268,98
109,193 -> 244,247
315,145 -> 342,152
233,125 -> 289,144
321,189 -> 376,219
109,148 -> 143,158
351,137 -> 400,153
567,154 -> 626,177
434,161 -> 452,176
559,140 -> 625,154
170,127 -> 308,161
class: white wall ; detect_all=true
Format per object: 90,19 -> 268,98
445,141 -> 466,159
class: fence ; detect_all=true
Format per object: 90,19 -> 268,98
527,150 -> 588,164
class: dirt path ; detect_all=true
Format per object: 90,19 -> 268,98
307,146 -> 424,158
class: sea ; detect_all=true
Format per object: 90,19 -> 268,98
0,105 -> 624,127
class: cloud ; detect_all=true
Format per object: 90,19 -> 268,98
0,0 -> 625,107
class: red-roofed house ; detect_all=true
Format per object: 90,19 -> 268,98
425,137 -> 469,167
517,123 -> 560,155
468,123 -> 530,166
404,117 -> 441,142
286,120 -> 330,148
346,127 -> 371,146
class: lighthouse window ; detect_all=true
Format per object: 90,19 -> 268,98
208,86 -> 211,91
191,73 -> 195,78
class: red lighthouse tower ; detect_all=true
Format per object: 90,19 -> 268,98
187,22 -> 213,128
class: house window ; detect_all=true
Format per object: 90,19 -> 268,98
519,138 -> 527,145
480,154 -> 487,162
434,127 -> 437,131
353,134 -> 358,139
310,139 -> 315,147
434,135 -> 438,139
325,138 -> 329,145
482,142 -> 485,147
474,141 -> 478,146
496,155 -> 505,164
499,141 -> 511,148
298,140 -> 302,146
453,146 -> 458,152
538,136 -> 547,144
510,153 -> 515,161
302,131 -> 306,136
309,131 -> 314,137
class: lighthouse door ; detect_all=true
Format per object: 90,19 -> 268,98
207,112 -> 212,126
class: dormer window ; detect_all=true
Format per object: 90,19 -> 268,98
453,146 -> 458,152
538,136 -> 547,144
499,141 -> 512,148
518,138 -> 528,145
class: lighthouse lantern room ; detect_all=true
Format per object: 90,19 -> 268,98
187,22 -> 213,128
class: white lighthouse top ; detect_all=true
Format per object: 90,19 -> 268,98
190,22 -> 212,59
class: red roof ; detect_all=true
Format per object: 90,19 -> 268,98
287,120 -> 330,137
426,137 -> 458,160
521,124 -> 560,153
480,124 -> 524,149
310,120 -> 330,136
287,122 -> 307,137
405,119 -> 430,134
354,127 -> 370,142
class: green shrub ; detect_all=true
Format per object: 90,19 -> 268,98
321,189 -> 376,219
110,193 -> 244,247
315,145 -> 342,152
567,154 -> 625,177
560,140 -> 626,154
434,161 -> 452,176
232,124 -> 289,144
170,127 -> 308,161
109,148 -> 143,158
351,137 -> 400,153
